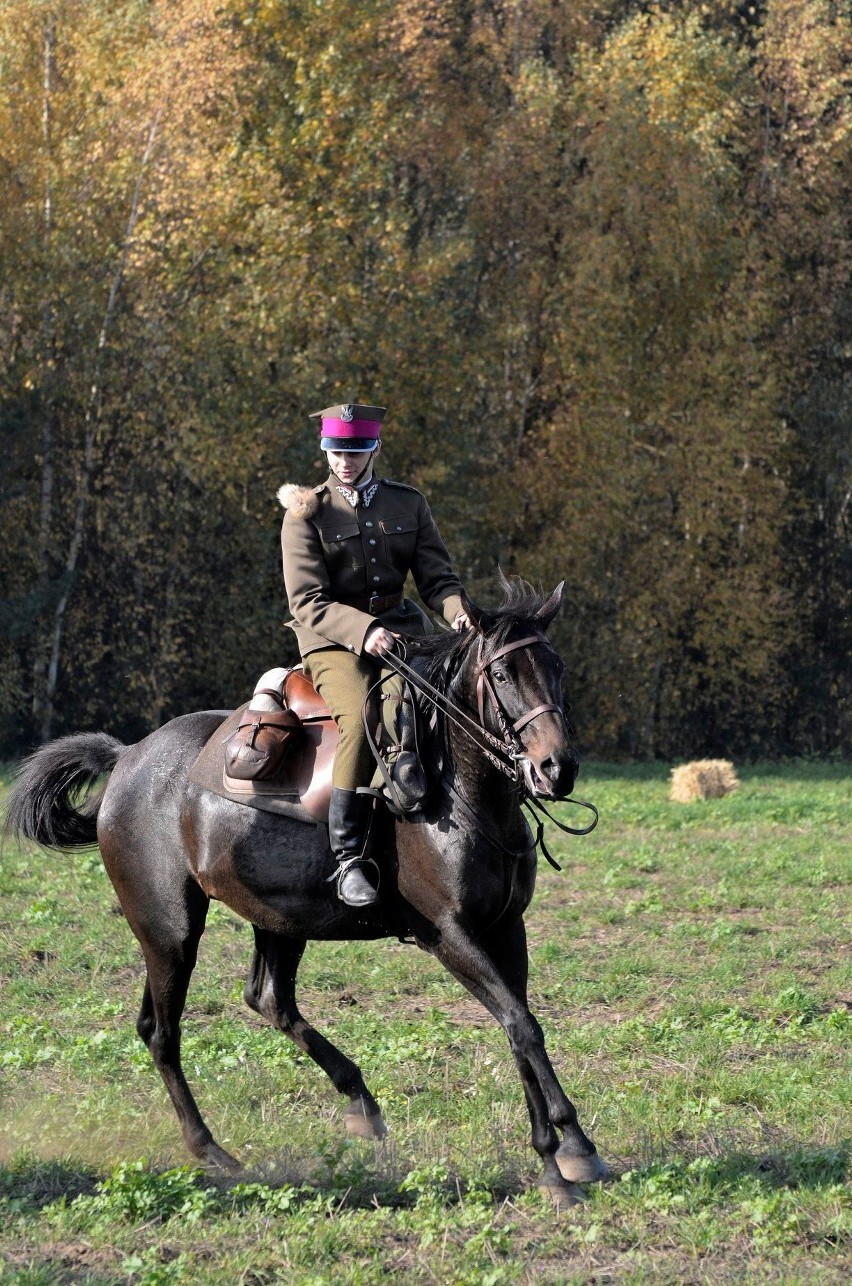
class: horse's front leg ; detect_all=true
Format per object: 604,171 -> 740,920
479,917 -> 610,1187
428,917 -> 608,1201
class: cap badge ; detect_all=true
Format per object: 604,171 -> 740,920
340,404 -> 354,422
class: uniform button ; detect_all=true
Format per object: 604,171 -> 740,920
336,534 -> 342,540
365,521 -> 373,528
373,576 -> 380,583
396,525 -> 402,531
369,539 -> 376,546
370,557 -> 377,563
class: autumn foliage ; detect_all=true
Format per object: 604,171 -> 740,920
1,0 -> 850,758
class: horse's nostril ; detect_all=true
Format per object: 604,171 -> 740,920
540,757 -> 559,782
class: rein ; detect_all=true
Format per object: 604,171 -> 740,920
378,634 -> 599,857
383,646 -> 523,779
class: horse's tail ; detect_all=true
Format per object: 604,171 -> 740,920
3,732 -> 126,852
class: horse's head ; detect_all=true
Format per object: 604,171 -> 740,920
462,579 -> 580,800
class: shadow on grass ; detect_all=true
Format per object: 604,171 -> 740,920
0,1145 -> 527,1221
4,1139 -> 845,1223
744,1141 -> 849,1189
0,1155 -> 100,1212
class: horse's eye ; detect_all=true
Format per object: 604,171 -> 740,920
492,669 -> 508,684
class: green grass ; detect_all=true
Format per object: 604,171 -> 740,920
1,761 -> 850,1283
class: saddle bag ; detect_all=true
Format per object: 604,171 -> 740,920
224,689 -> 303,782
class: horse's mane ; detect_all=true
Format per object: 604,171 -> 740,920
411,576 -> 552,687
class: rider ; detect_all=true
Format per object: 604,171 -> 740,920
279,401 -> 470,908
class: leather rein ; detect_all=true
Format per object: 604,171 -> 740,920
381,631 -> 599,860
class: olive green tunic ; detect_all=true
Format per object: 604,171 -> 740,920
279,474 -> 465,787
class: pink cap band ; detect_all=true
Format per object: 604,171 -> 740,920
321,417 -> 383,437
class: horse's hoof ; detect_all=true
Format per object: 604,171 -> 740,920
200,1142 -> 243,1174
556,1149 -> 610,1184
344,1107 -> 388,1141
538,1179 -> 586,1210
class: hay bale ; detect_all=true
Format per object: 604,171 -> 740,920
669,759 -> 740,803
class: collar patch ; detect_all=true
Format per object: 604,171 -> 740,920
336,480 -> 379,509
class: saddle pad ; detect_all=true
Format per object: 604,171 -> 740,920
187,702 -> 338,823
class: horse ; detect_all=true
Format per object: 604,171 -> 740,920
4,578 -> 609,1207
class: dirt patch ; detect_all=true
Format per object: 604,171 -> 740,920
3,1241 -> 121,1277
402,995 -> 493,1026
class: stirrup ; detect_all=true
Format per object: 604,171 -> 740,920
326,856 -> 381,904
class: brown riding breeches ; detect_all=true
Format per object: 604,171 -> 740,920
302,648 -> 380,790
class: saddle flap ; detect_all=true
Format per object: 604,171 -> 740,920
207,700 -> 337,820
284,669 -> 332,721
220,669 -> 335,815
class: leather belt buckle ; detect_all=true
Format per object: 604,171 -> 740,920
367,590 -> 401,615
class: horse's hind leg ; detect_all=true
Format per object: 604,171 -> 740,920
244,928 -> 388,1141
133,879 -> 240,1172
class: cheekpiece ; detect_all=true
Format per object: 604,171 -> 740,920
310,402 -> 386,453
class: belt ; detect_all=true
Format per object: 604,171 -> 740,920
340,590 -> 404,616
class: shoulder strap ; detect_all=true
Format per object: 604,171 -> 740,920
379,478 -> 421,496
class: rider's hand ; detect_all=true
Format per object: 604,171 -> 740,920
364,626 -> 397,657
453,612 -> 472,631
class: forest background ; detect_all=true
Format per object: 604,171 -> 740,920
0,0 -> 850,760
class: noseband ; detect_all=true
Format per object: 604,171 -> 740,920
470,631 -> 598,851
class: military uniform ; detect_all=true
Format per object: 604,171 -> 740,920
280,473 -> 464,786
281,474 -> 464,654
278,401 -> 467,907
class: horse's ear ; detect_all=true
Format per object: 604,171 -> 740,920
461,589 -> 496,633
535,582 -> 565,631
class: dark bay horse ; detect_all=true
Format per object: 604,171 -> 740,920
5,579 -> 608,1206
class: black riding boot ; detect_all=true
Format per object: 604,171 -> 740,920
328,787 -> 379,907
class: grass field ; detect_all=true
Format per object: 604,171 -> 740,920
1,760 -> 850,1284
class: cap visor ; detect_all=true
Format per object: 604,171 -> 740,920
321,437 -> 378,452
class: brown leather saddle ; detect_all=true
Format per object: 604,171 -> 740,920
188,664 -> 432,825
188,670 -> 340,822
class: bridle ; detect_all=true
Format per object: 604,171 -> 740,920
383,631 -> 545,782
380,629 -> 599,843
473,632 -> 564,761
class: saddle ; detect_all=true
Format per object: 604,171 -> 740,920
189,664 -> 437,825
221,669 -> 338,820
